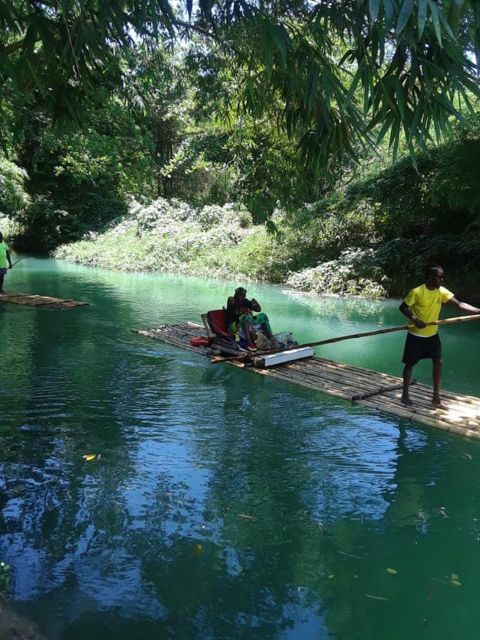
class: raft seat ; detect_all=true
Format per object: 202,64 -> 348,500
202,309 -> 228,337
201,309 -> 240,355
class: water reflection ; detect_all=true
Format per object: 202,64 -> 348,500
1,260 -> 480,639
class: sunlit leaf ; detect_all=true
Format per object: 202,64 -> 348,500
450,573 -> 461,587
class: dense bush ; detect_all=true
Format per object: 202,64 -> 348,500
0,156 -> 29,219
286,248 -> 388,298
54,198 -> 257,278
13,196 -> 86,252
273,120 -> 480,297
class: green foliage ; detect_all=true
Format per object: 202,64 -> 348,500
0,0 -> 175,134
279,115 -> 480,296
1,0 -> 480,286
219,227 -> 289,283
53,113 -> 480,300
157,136 -> 238,205
10,91 -> 158,250
54,198 -> 257,279
218,0 -> 480,171
15,196 -> 83,252
428,140 -> 480,217
0,156 -> 29,218
1,0 -> 479,172
221,117 -> 319,220
348,121 -> 480,242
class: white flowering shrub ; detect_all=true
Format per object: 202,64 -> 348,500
286,248 -> 388,298
54,197 -> 259,279
193,202 -> 253,229
124,197 -> 194,233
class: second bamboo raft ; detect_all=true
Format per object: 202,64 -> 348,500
135,322 -> 480,441
0,293 -> 88,309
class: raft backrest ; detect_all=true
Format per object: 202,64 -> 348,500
206,309 -> 229,337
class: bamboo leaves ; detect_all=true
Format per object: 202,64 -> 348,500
219,0 -> 480,173
427,0 -> 443,45
270,24 -> 289,66
396,0 -> 414,35
0,0 -> 478,172
369,0 -> 381,24
418,0 -> 428,36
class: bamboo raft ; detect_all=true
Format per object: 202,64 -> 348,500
135,322 -> 480,441
0,293 -> 88,309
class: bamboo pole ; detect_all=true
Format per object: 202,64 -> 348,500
211,314 -> 480,364
351,380 -> 417,403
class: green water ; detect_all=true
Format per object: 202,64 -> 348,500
1,259 -> 480,640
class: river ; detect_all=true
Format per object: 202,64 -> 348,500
1,258 -> 480,639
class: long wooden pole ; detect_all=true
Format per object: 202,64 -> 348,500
211,313 -> 480,364
296,313 -> 480,348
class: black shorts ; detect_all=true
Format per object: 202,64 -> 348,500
402,333 -> 442,366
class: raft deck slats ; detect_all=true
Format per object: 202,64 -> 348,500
134,322 -> 480,440
0,293 -> 88,309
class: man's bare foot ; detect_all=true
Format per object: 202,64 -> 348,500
432,396 -> 446,409
401,394 -> 413,406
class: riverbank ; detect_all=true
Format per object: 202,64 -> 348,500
47,121 -> 480,302
52,196 -> 480,303
52,197 -> 389,298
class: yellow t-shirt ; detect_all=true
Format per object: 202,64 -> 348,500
404,284 -> 454,337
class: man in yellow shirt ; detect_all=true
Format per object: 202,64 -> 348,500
400,265 -> 480,408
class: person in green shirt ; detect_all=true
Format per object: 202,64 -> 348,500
399,265 -> 480,408
0,231 -> 13,294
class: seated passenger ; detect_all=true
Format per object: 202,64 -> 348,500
226,287 -> 273,350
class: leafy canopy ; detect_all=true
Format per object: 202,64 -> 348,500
0,0 -> 479,169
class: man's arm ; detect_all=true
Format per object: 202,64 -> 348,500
6,249 -> 12,268
399,301 -> 426,328
250,298 -> 261,312
448,297 -> 480,314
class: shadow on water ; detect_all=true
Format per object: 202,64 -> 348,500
1,260 -> 480,639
